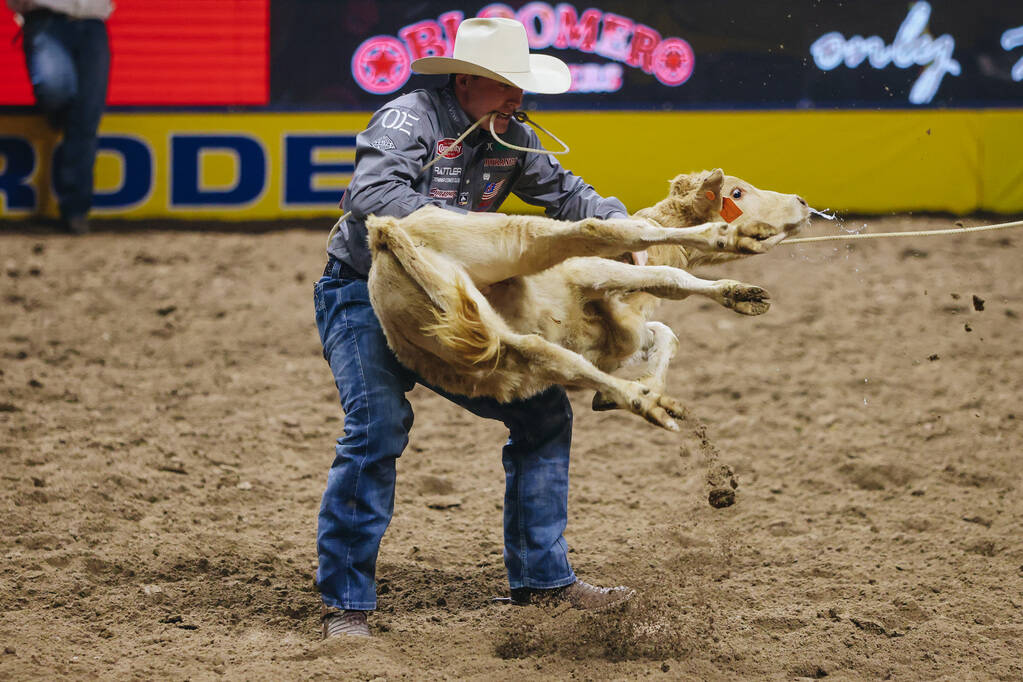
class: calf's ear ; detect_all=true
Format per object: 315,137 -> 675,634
668,172 -> 698,196
693,168 -> 724,218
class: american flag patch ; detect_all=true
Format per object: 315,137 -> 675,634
481,179 -> 505,202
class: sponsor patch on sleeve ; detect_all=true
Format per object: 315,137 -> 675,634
370,135 -> 396,151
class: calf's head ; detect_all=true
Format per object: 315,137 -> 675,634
660,168 -> 810,238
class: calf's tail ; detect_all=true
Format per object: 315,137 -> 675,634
367,215 -> 501,368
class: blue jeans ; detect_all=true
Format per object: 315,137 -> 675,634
313,260 -> 576,610
21,10 -> 110,220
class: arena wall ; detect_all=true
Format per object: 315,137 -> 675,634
2,1 -> 1022,220
2,108 -> 1021,220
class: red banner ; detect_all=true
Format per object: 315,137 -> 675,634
0,0 -> 268,106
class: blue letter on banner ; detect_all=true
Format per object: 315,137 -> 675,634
93,136 -> 152,208
0,136 -> 37,211
285,135 -> 356,205
171,135 -> 266,206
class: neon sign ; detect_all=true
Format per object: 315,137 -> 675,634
1003,26 -> 1023,82
809,1 -> 961,105
350,3 -> 694,95
351,38 -> 412,95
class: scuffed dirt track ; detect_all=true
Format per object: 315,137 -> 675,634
1,216 -> 1021,680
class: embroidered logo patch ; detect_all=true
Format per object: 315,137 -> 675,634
481,178 -> 506,202
429,188 -> 456,199
484,156 -> 517,167
379,108 -> 419,136
370,135 -> 396,151
436,138 -> 463,159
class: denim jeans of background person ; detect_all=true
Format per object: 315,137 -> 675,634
316,18 -> 635,639
7,0 -> 112,234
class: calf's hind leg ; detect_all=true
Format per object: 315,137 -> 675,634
501,331 -> 690,432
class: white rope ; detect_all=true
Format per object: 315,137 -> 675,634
417,112 -> 491,178
418,110 -> 568,176
489,111 -> 570,155
784,219 -> 1023,245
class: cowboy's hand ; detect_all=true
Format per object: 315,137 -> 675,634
732,221 -> 786,254
737,220 -> 782,240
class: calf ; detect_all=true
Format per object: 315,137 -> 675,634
366,169 -> 809,431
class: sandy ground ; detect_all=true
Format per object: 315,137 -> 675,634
2,214 -> 1022,680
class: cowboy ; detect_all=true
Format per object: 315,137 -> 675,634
315,17 -> 634,639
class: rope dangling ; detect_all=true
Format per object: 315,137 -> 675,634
419,110 -> 570,177
489,111 -> 570,155
417,112 -> 490,178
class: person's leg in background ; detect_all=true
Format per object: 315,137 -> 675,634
21,11 -> 76,129
54,18 -> 110,233
20,11 -> 110,234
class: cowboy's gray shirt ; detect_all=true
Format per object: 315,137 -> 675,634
327,85 -> 629,276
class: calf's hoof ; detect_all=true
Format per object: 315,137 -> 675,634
636,393 -> 688,432
591,391 -> 619,411
719,281 -> 771,316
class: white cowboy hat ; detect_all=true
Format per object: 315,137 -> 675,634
412,17 -> 571,94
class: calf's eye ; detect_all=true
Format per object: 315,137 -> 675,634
731,189 -> 743,199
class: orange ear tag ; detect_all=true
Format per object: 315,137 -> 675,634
720,196 -> 743,223
704,190 -> 716,200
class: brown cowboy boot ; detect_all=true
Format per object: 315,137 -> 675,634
510,580 -> 635,610
321,605 -> 371,638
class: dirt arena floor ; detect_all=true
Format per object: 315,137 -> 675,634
2,214 -> 1022,680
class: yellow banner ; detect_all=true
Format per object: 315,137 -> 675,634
1,109 -> 1021,219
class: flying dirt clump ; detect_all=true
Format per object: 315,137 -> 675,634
706,464 -> 738,508
677,416 -> 739,508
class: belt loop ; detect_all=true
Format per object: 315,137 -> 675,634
323,255 -> 365,280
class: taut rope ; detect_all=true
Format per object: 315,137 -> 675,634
784,219 -> 1023,245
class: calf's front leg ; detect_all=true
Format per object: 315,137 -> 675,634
563,259 -> 771,316
431,212 -> 782,286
